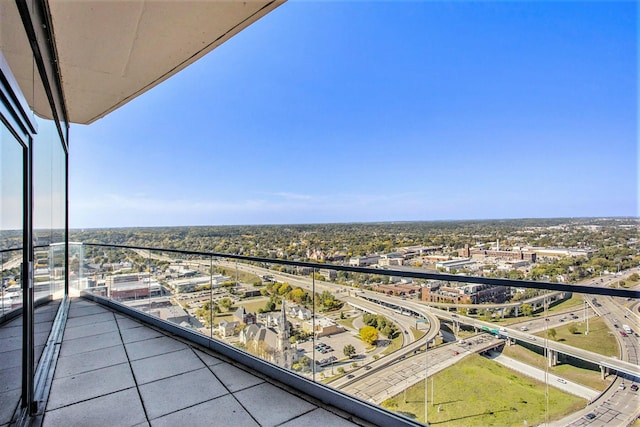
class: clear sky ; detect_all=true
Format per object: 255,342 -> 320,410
69,1 -> 638,228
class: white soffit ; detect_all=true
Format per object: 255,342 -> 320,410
46,0 -> 284,124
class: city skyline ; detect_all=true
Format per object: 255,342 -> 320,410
69,1 -> 637,228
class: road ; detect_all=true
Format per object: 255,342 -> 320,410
488,351 -> 599,400
340,334 -> 505,404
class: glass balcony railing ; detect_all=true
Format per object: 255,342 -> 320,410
68,242 -> 639,427
1,248 -> 24,317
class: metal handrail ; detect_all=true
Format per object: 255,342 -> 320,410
81,242 -> 640,299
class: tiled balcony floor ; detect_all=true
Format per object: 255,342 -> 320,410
38,298 -> 374,427
0,300 -> 61,426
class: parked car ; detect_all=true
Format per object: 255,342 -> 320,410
630,384 -> 638,391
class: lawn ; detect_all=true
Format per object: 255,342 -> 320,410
337,316 -> 357,330
381,354 -> 586,426
381,333 -> 403,356
502,345 -> 610,391
412,327 -> 426,341
216,266 -> 261,285
534,316 -> 619,358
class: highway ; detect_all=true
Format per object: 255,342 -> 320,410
340,334 -> 505,404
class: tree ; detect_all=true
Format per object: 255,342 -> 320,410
547,328 -> 557,340
568,324 -> 578,334
219,297 -> 233,311
289,288 -> 306,303
520,303 -> 533,317
343,344 -> 356,358
278,283 -> 292,295
360,326 -> 379,346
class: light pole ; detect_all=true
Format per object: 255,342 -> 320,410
425,339 -> 428,424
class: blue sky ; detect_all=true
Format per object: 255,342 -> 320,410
69,1 -> 638,228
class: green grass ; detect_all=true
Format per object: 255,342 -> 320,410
200,297 -> 273,324
502,345 -> 610,391
382,333 -> 404,355
216,267 -> 261,285
381,354 -> 586,426
535,316 -> 619,358
337,316 -> 356,330
411,327 -> 426,341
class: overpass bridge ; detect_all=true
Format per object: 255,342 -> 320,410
430,306 -> 640,379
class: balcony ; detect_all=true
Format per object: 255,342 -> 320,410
5,297 -> 370,427
2,243 -> 637,427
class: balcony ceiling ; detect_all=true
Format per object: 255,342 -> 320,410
3,0 -> 283,124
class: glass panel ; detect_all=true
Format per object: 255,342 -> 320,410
0,90 -> 24,426
0,125 -> 24,314
143,250 -> 209,329
33,117 -> 66,299
66,241 -> 638,426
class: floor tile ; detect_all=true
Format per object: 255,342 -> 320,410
131,348 -> 205,385
150,394 -> 258,427
54,345 -> 128,379
65,312 -> 114,328
139,368 -> 228,420
63,319 -> 118,340
193,349 -> 223,366
68,305 -> 110,318
47,363 -> 135,410
0,324 -> 22,339
120,325 -> 165,344
125,336 -> 188,361
0,388 -> 20,425
59,331 -> 122,357
0,366 -> 21,393
0,348 -> 22,370
210,362 -> 264,392
115,316 -> 144,330
278,408 -> 359,427
233,382 -> 317,427
34,321 -> 53,335
43,388 -> 146,427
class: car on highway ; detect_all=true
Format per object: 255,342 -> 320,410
364,365 -> 372,370
557,378 -> 567,384
584,413 -> 596,420
346,374 -> 354,379
620,331 -> 627,337
520,326 -> 528,331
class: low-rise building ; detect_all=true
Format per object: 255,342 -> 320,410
348,255 -> 380,267
218,320 -> 239,337
435,258 -> 478,272
302,317 -> 342,337
421,282 -> 510,305
234,306 -> 257,325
